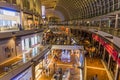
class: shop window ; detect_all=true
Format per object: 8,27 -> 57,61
4,0 -> 10,3
109,58 -> 117,77
0,20 -> 3,26
118,71 -> 120,80
23,0 -> 30,10
11,0 -> 16,4
100,45 -> 104,54
22,39 -> 25,50
104,50 -> 109,64
29,38 -> 31,48
25,38 -> 29,49
0,9 -> 3,14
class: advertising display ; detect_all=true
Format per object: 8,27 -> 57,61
0,9 -> 20,30
11,67 -> 32,80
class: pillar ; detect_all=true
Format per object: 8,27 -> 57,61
115,14 -> 118,28
33,14 -> 35,28
20,11 -> 24,29
102,47 -> 106,60
92,39 -> 95,47
98,42 -> 101,52
31,62 -> 35,80
99,19 -> 102,28
114,64 -> 119,80
42,60 -> 44,68
108,19 -> 111,28
108,55 -> 111,69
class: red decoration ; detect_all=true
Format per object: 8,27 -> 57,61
92,34 -> 119,65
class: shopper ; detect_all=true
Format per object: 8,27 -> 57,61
46,68 -> 49,77
53,63 -> 56,73
92,74 -> 98,80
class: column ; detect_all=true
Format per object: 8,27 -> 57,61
102,48 -> 106,60
33,14 -> 35,29
13,37 -> 17,56
108,55 -> 111,69
96,42 -> 101,56
92,39 -> 95,47
115,14 -> 118,29
98,42 -> 101,52
108,19 -> 111,28
31,62 -> 35,80
20,11 -> 24,29
99,19 -> 102,28
114,64 -> 119,80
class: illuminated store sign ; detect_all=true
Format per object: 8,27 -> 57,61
0,9 -> 20,27
0,9 -> 19,16
92,34 -> 118,61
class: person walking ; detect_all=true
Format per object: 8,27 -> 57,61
92,74 -> 98,80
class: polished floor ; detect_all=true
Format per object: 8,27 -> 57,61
0,50 -> 112,80
85,57 -> 110,80
38,54 -> 111,80
38,50 -> 81,80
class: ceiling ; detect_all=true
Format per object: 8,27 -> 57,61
41,0 -> 120,21
40,0 -> 58,9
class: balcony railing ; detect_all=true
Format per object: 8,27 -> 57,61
68,26 -> 120,38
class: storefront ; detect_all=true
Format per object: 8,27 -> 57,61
11,67 -> 33,80
35,61 -> 43,79
23,13 -> 33,30
35,50 -> 52,80
34,16 -> 39,28
21,34 -> 40,62
104,50 -> 109,65
0,38 -> 16,63
0,8 -> 20,31
37,33 -> 43,45
109,57 -> 117,78
92,34 -> 119,80
43,50 -> 52,69
118,70 -> 120,80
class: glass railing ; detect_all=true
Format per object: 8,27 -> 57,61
87,26 -> 120,37
0,45 -> 51,77
0,26 -> 19,32
68,26 -> 120,38
0,26 -> 46,33
100,27 -> 120,37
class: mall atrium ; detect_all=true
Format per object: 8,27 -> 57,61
0,0 -> 120,80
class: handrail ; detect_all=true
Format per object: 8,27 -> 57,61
67,26 -> 120,38
0,45 -> 51,78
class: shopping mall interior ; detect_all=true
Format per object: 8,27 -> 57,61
0,0 -> 120,80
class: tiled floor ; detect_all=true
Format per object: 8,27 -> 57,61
86,57 -> 109,80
